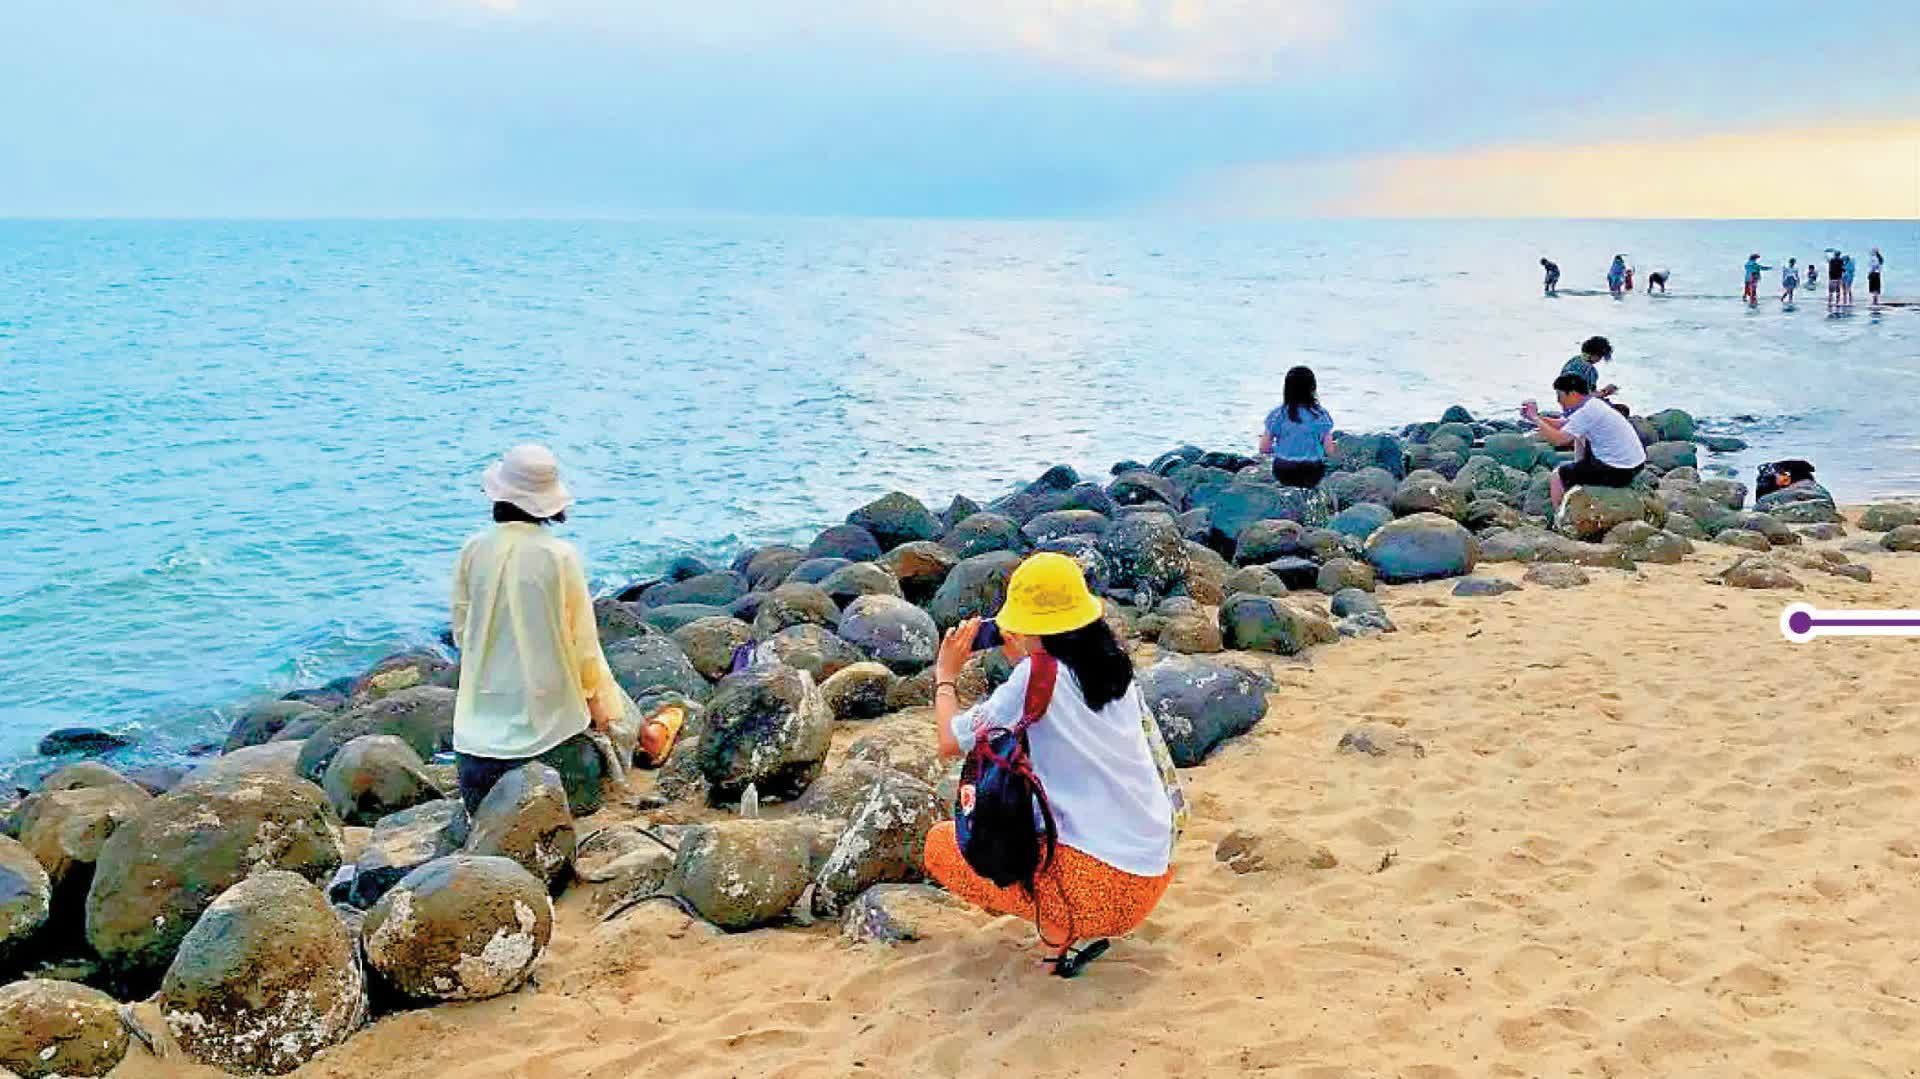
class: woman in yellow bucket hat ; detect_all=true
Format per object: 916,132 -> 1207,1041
922,552 -> 1179,976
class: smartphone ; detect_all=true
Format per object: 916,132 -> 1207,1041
971,619 -> 1003,651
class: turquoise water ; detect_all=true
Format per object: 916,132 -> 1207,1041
2,218 -> 1915,772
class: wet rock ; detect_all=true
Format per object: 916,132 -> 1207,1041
817,562 -> 904,607
1320,467 -> 1399,508
814,770 -> 942,908
1858,504 -> 1920,532
1364,513 -> 1478,582
877,541 -> 958,604
1718,557 -> 1803,590
1390,470 -> 1469,520
819,662 -> 897,721
322,735 -> 442,827
464,764 -> 574,892
225,700 -> 328,753
1645,408 -> 1696,442
759,624 -> 866,682
294,686 -> 455,784
1214,828 -> 1338,875
86,772 -> 344,991
940,512 -> 1025,559
1219,594 -> 1337,655
928,550 -> 1022,631
345,798 -> 469,910
1327,502 -> 1394,542
841,883 -> 971,945
1101,511 -> 1190,599
1138,656 -> 1272,766
672,616 -> 755,681
1522,563 -> 1591,589
1234,519 -> 1306,565
1316,558 -> 1375,594
0,979 -> 128,1079
606,633 -> 710,705
159,870 -> 364,1076
1107,470 -> 1179,508
35,729 -> 131,758
847,492 -> 942,552
1755,481 -> 1843,524
1715,528 -> 1772,552
1,836 -> 51,968
698,666 -> 833,803
362,854 -> 553,1001
742,545 -> 807,591
1453,576 -> 1521,597
640,571 -> 748,610
351,648 -> 455,703
669,819 -> 813,931
1883,525 -> 1920,552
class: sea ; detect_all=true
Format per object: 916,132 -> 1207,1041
2,217 -> 1915,779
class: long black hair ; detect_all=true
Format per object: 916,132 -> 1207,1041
492,501 -> 567,526
1040,618 -> 1134,711
1283,365 -> 1320,423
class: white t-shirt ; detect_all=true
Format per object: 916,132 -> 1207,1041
1561,398 -> 1648,469
952,659 -> 1174,878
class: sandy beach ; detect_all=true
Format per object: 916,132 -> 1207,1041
98,520 -> 1920,1079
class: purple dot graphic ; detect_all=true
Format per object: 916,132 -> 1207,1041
1788,610 -> 1814,635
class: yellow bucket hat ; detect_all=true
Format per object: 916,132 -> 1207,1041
995,552 -> 1105,636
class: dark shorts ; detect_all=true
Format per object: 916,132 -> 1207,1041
1271,459 -> 1327,488
456,729 -> 605,816
1557,453 -> 1643,489
1869,271 -> 1882,292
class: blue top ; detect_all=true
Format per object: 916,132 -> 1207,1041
1265,404 -> 1334,462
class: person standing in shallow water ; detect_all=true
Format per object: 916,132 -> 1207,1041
1540,257 -> 1560,296
1607,255 -> 1627,297
1869,248 -> 1885,305
450,444 -> 622,816
1259,365 -> 1336,488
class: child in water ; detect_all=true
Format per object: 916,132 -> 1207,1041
1607,255 -> 1627,296
1780,259 -> 1799,303
1869,248 -> 1884,305
1742,254 -> 1769,305
1540,257 -> 1560,296
1805,260 -> 1818,289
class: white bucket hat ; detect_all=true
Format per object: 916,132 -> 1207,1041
481,444 -> 574,519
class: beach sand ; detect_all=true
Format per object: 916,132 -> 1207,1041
116,529 -> 1920,1078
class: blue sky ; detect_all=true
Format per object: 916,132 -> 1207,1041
3,0 -> 1916,217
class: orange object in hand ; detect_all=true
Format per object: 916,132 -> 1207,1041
638,703 -> 685,766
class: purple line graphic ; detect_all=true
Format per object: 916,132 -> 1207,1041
1781,603 -> 1920,642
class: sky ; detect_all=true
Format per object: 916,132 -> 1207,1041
2,0 -> 1917,219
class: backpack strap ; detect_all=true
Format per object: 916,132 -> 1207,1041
1018,654 -> 1058,730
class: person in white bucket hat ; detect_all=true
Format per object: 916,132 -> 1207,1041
451,444 -> 622,816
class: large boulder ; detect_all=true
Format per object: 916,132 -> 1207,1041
759,624 -> 866,682
940,512 -> 1024,559
672,616 -> 755,682
1645,441 -> 1699,472
640,603 -> 731,634
817,562 -> 904,606
362,854 -> 553,1001
344,798 -> 470,910
1858,503 -> 1920,532
1234,519 -> 1306,565
1,836 -> 50,968
464,763 -> 574,892
1556,486 -> 1654,541
1607,521 -> 1693,565
1320,467 -> 1399,508
35,761 -> 147,797
1138,656 -> 1272,766
1647,408 -> 1697,442
1021,509 -> 1112,545
1327,502 -> 1394,542
814,770 -> 943,908
1100,511 -> 1190,599
606,633 -> 709,705
1329,433 -> 1407,478
1479,527 -> 1635,569
1755,481 -> 1842,524
698,666 -> 833,803
158,871 -> 364,1076
1364,513 -> 1478,582
1107,470 -> 1179,508
669,819 -> 814,931
877,541 -> 959,604
1390,471 -> 1469,520
848,492 -> 942,551
1218,595 -> 1337,655
321,734 -> 442,827
1317,557 -> 1375,594
11,783 -> 149,918
1222,565 -> 1288,598
225,700 -> 328,753
819,663 -> 897,721
640,571 -> 748,610
1192,479 -> 1316,541
836,594 -> 939,674
841,883 -> 974,945
294,686 -> 454,784
1478,433 -> 1547,471
1452,456 -> 1530,506
928,551 -> 1022,630
350,648 -> 455,703
806,524 -> 883,563
1719,557 -> 1803,590
0,979 -> 128,1079
190,741 -> 306,785
751,582 -> 841,637
1881,525 -> 1920,552
1697,478 -> 1748,511
85,772 -> 344,990
741,545 -> 807,591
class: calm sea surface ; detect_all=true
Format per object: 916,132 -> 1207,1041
2,218 -> 1916,773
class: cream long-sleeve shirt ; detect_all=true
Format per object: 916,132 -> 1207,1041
450,523 -> 621,759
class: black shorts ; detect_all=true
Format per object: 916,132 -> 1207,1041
1869,271 -> 1882,292
456,730 -> 604,816
1272,459 -> 1327,488
1557,454 -> 1643,489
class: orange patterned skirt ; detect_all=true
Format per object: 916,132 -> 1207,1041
922,821 -> 1173,948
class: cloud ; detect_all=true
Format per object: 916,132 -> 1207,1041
1173,121 -> 1920,218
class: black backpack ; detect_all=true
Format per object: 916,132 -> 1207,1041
954,654 -> 1060,891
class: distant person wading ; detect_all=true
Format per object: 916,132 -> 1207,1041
1259,365 -> 1336,488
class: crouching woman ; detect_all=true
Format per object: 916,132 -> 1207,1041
922,553 -> 1181,976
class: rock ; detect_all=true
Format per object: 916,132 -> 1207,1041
225,700 -> 328,753
1477,526 -> 1635,569
1858,504 -> 1920,532
351,648 -> 454,702
1730,511 -> 1798,546
1,836 -> 51,967
86,772 -> 344,990
847,492 -> 942,551
1798,522 -> 1847,542
1032,534 -> 1111,595
1755,481 -> 1842,524
1719,557 -> 1803,590
942,494 -> 984,529
362,854 -> 553,1001
1329,433 -> 1407,478
698,666 -> 832,803
1364,513 -> 1478,582
1643,440 -> 1698,472
1214,828 -> 1338,875
294,686 -> 455,784
1697,478 -> 1748,511
11,783 -> 149,916
1440,405 -> 1475,424
1107,470 -> 1179,508
750,582 -> 840,638
1478,433 -> 1546,471
1155,610 -> 1224,654
1234,519 -> 1306,565
1189,478 -> 1314,540
464,764 -> 574,892
1316,557 -> 1375,594
1694,433 -> 1747,452
1219,594 -> 1337,655
1883,525 -> 1920,552
596,597 -> 651,640
940,512 -> 1025,559
1327,502 -> 1394,542
322,734 -> 442,827
190,741 -> 306,784
814,770 -> 943,907
35,729 -> 131,758
885,670 -> 935,712
819,663 -> 897,721
1453,576 -> 1520,597
927,551 -> 1022,630
1180,543 -> 1230,605
1629,416 -> 1658,446
1556,486 -> 1652,541
1464,499 -> 1525,533
785,557 -> 851,587
1647,408 -> 1697,442
1827,563 -> 1874,583
817,562 -> 904,607
836,594 -> 939,674
1260,557 -> 1322,591
1452,456 -> 1531,506
672,617 -> 755,681
641,603 -> 731,634
793,761 -> 894,820
35,762 -> 144,797
806,524 -> 883,563
1222,565 -> 1288,598
1715,528 -> 1772,552
1390,471 -> 1469,520
1664,512 -> 1708,540
1100,511 -> 1190,599
841,883 -> 972,945
663,555 -> 711,582
1137,656 -> 1272,766
1522,563 -> 1591,589
1021,509 -> 1111,545
0,979 -> 128,1079
640,571 -> 748,609
1328,588 -> 1384,620
1320,467 -> 1400,508
669,819 -> 813,931
759,624 -> 866,682
345,798 -> 469,910
158,870 -> 363,1075
878,541 -> 958,605
1607,522 -> 1693,564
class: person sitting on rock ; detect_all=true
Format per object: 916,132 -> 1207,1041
1523,374 -> 1648,511
1258,365 -> 1336,488
924,553 -> 1180,976
450,444 -> 622,814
